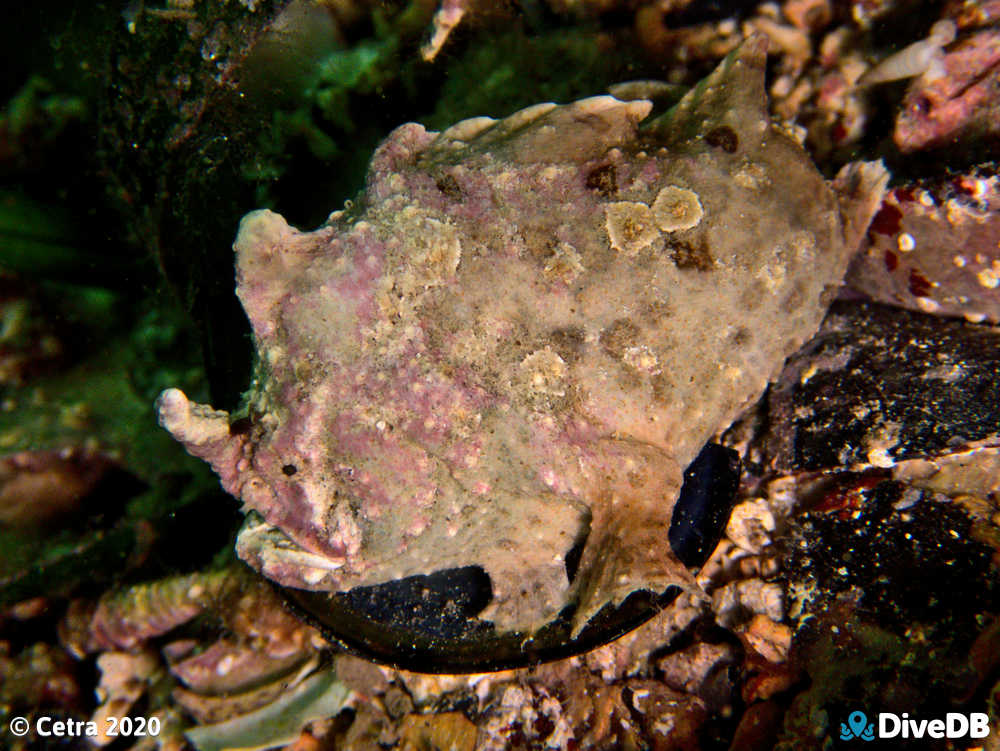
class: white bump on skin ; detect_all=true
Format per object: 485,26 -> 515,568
897,233 -> 915,252
916,297 -> 940,313
216,655 -> 235,676
622,345 -> 660,373
521,349 -> 568,396
977,268 -> 1000,289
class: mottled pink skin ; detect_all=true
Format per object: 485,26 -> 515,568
240,334 -> 496,561
895,29 -> 1000,152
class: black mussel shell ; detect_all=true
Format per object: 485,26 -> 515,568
279,442 -> 740,673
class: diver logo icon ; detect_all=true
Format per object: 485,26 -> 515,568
840,711 -> 875,741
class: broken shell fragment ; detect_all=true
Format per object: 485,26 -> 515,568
157,36 -> 887,664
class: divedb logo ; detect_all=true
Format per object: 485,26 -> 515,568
839,710 -> 990,741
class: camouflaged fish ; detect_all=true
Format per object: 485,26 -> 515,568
158,37 -> 888,634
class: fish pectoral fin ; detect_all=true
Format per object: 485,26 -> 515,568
570,495 -> 702,637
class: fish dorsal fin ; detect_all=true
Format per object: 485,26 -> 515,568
648,34 -> 769,153
423,97 -> 652,165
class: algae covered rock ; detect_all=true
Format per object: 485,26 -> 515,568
157,38 -> 887,635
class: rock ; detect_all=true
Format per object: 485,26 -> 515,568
846,169 -> 1000,325
754,302 -> 1000,474
894,28 -> 1000,153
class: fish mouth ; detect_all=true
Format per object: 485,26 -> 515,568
269,442 -> 740,673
